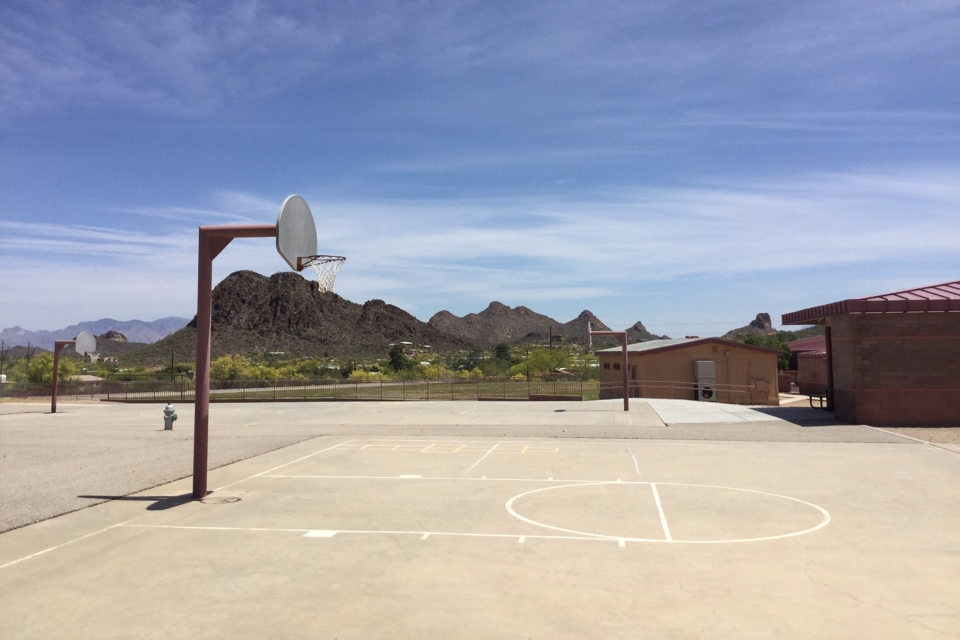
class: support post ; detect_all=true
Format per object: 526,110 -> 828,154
589,330 -> 630,411
193,224 -> 276,499
51,340 -> 75,414
824,324 -> 834,412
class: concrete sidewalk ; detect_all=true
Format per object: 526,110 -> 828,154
2,399 -> 958,638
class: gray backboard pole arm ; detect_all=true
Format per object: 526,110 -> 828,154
589,330 -> 630,411
194,224 -> 276,499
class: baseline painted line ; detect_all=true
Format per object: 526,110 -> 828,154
124,523 -> 627,544
465,441 -> 501,472
127,524 -> 312,533
345,438 -> 735,449
261,474 -> 624,483
650,483 -> 672,542
0,519 -> 137,570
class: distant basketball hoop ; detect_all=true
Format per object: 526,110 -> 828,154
301,254 -> 346,293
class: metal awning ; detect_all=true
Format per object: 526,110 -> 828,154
783,280 -> 960,325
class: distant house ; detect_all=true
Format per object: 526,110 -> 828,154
782,279 -> 960,427
596,337 -> 780,406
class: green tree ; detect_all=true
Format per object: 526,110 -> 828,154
421,361 -> 451,380
8,353 -> 80,384
742,336 -> 791,370
211,354 -> 252,380
388,343 -> 412,372
512,347 -> 570,377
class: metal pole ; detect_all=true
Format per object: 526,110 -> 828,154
588,330 -> 630,411
51,340 -> 74,414
824,325 -> 835,412
193,224 -> 275,500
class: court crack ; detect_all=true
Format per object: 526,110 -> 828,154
803,559 -> 960,637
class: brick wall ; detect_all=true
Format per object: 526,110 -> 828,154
829,313 -> 960,426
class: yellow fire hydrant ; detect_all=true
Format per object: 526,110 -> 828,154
163,403 -> 178,430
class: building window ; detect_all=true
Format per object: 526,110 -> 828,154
613,363 -> 621,371
603,363 -> 610,370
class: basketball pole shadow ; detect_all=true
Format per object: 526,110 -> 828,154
77,494 -> 195,511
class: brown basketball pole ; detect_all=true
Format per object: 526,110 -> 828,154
194,224 -> 276,499
50,339 -> 75,414
589,330 -> 630,411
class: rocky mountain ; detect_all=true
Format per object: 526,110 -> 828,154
130,271 -> 475,363
0,317 -> 188,351
722,312 -> 777,340
7,270 -> 680,365
428,303 -> 608,345
123,270 -> 670,364
0,330 -> 144,360
625,321 -> 670,342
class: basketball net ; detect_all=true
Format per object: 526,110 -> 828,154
301,255 -> 346,293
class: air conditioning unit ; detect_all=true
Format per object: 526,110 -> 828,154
694,360 -> 717,402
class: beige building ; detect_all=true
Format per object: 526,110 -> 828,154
596,338 -> 780,406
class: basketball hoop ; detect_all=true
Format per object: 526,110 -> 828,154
301,255 -> 346,292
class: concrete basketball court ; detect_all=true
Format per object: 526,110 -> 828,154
1,398 -> 959,638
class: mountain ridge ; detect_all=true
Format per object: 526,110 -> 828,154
0,317 -> 190,351
7,271 -> 788,362
125,271 -> 671,363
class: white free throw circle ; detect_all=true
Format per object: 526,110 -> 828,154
505,481 -> 830,544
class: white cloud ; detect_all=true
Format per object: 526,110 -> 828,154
1,1 -> 956,339
9,165 -> 953,333
3,0 -> 957,122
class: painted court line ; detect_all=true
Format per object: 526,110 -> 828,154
214,439 -> 354,492
627,447 -> 641,476
505,481 -> 830,544
862,425 -> 960,455
84,480 -> 831,548
124,523 -> 631,545
261,474 -> 621,484
122,518 -> 831,545
650,483 -> 672,541
466,441 -> 501,472
127,524 -> 313,534
346,437 -> 734,449
341,442 -> 558,454
0,520 -> 137,570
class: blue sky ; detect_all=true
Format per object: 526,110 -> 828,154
1,0 -> 958,340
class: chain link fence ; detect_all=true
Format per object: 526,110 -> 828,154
2,377 -> 587,403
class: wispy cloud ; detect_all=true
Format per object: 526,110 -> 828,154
1,1 -> 956,338
6,166 -> 954,332
3,0 -> 957,122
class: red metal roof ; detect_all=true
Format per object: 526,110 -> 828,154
786,336 -> 826,353
782,280 -> 960,325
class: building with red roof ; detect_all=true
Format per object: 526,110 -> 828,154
783,280 -> 960,426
